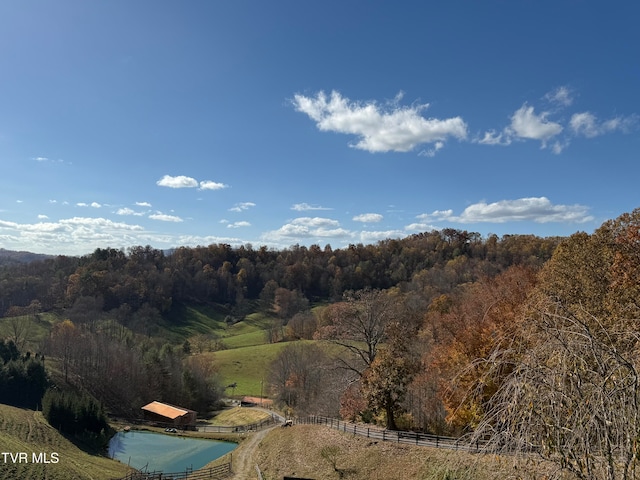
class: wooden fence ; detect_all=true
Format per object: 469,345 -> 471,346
295,416 -> 483,452
114,461 -> 231,480
197,415 -> 278,433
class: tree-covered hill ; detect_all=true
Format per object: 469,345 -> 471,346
0,229 -> 561,321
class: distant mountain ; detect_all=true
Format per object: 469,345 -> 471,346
0,248 -> 53,266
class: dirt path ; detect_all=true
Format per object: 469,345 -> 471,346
228,426 -> 275,480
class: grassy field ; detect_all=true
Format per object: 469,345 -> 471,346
206,342 -> 292,397
0,312 -> 61,352
206,406 -> 272,426
0,403 -> 130,480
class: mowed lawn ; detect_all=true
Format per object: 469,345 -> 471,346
0,403 -> 130,480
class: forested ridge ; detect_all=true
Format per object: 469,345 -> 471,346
3,211 -> 640,479
0,229 -> 558,319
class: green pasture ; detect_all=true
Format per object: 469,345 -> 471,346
0,312 -> 60,352
206,342 -> 292,398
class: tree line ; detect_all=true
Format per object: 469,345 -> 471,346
0,229 -> 559,322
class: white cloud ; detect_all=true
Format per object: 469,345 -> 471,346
509,104 -> 563,143
570,112 -> 638,138
76,202 -> 102,208
136,201 -> 152,207
358,229 -> 405,243
227,221 -> 251,228
292,90 -> 467,153
199,180 -> 229,190
0,216 -> 147,255
405,222 -> 438,232
291,203 -> 333,211
157,175 -> 229,190
353,213 -> 383,223
149,213 -> 183,222
116,207 -> 146,216
262,217 -> 352,242
156,175 -> 199,188
37,214 -> 48,220
479,103 -> 563,151
229,202 -> 256,212
544,86 -> 574,107
417,197 -> 593,224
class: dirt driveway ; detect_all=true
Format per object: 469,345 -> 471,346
228,426 -> 274,480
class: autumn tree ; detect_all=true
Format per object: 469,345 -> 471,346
471,209 -> 640,480
361,345 -> 416,430
47,319 -> 78,382
425,265 -> 538,430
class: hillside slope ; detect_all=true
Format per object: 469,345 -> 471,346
253,424 -> 561,480
0,403 -> 130,480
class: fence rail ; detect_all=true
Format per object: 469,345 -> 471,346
114,462 -> 231,480
197,415 -> 278,433
295,416 -> 483,452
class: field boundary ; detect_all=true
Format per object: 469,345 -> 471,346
114,461 -> 231,480
294,415 -> 483,452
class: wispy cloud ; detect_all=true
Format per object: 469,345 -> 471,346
227,221 -> 251,228
149,213 -> 183,222
544,86 -> 574,107
570,112 -> 638,138
417,197 -> 593,224
292,90 -> 467,154
136,201 -> 152,207
353,213 -> 383,223
291,203 -> 333,211
116,207 -> 146,216
77,202 -> 102,208
229,202 -> 256,212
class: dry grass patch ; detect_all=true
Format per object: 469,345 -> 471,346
208,406 -> 272,426
254,425 -> 570,480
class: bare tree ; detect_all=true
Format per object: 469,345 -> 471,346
317,289 -> 399,376
471,299 -> 640,480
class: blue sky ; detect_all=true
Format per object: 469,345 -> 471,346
1,1 -> 638,256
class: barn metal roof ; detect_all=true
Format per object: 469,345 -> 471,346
141,401 -> 191,419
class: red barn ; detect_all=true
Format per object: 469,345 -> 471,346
141,401 -> 197,428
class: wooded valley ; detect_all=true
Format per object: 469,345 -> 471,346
2,208 -> 640,479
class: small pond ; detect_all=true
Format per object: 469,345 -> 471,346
108,430 -> 236,473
